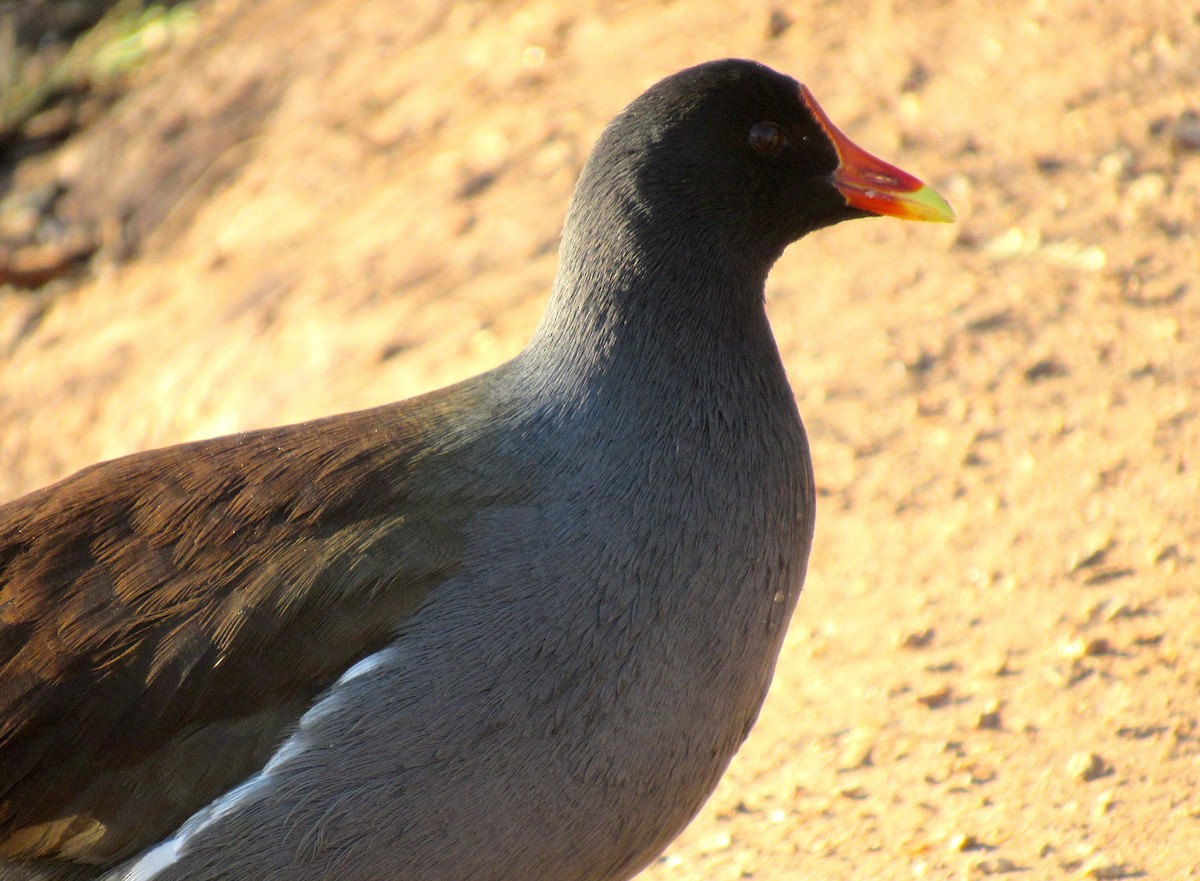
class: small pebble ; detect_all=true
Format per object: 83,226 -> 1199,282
1068,751 -> 1112,782
1047,659 -> 1093,688
1061,638 -> 1114,659
766,8 -> 793,38
1083,637 -> 1116,656
1171,111 -> 1200,153
700,830 -> 731,852
976,700 -> 1003,730
899,627 -> 936,649
948,832 -> 988,851
1083,859 -> 1141,879
988,652 -> 1015,676
838,739 -> 874,771
917,684 -> 954,709
1070,542 -> 1112,572
971,856 -> 1022,875
1061,639 -> 1085,659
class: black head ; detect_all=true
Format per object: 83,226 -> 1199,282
566,59 -> 952,275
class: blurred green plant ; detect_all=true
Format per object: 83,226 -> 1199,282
92,3 -> 198,76
0,1 -> 197,142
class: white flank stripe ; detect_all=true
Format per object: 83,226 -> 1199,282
261,736 -> 303,775
117,647 -> 395,880
120,839 -> 180,881
335,646 -> 397,685
117,770 -> 274,881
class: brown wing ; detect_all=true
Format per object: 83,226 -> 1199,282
0,384 -> 499,868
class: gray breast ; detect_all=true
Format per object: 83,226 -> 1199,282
109,358 -> 813,881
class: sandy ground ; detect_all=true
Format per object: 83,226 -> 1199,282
1,0 -> 1198,878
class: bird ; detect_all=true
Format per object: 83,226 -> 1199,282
0,59 -> 952,881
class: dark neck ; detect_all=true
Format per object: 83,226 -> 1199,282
523,184 -> 781,389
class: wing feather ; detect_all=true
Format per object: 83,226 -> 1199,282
0,384 -> 501,867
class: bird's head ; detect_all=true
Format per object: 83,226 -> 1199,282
568,59 -> 954,272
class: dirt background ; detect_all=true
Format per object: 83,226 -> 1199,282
1,0 -> 1198,878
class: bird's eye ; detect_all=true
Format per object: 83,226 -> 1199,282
749,122 -> 788,155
